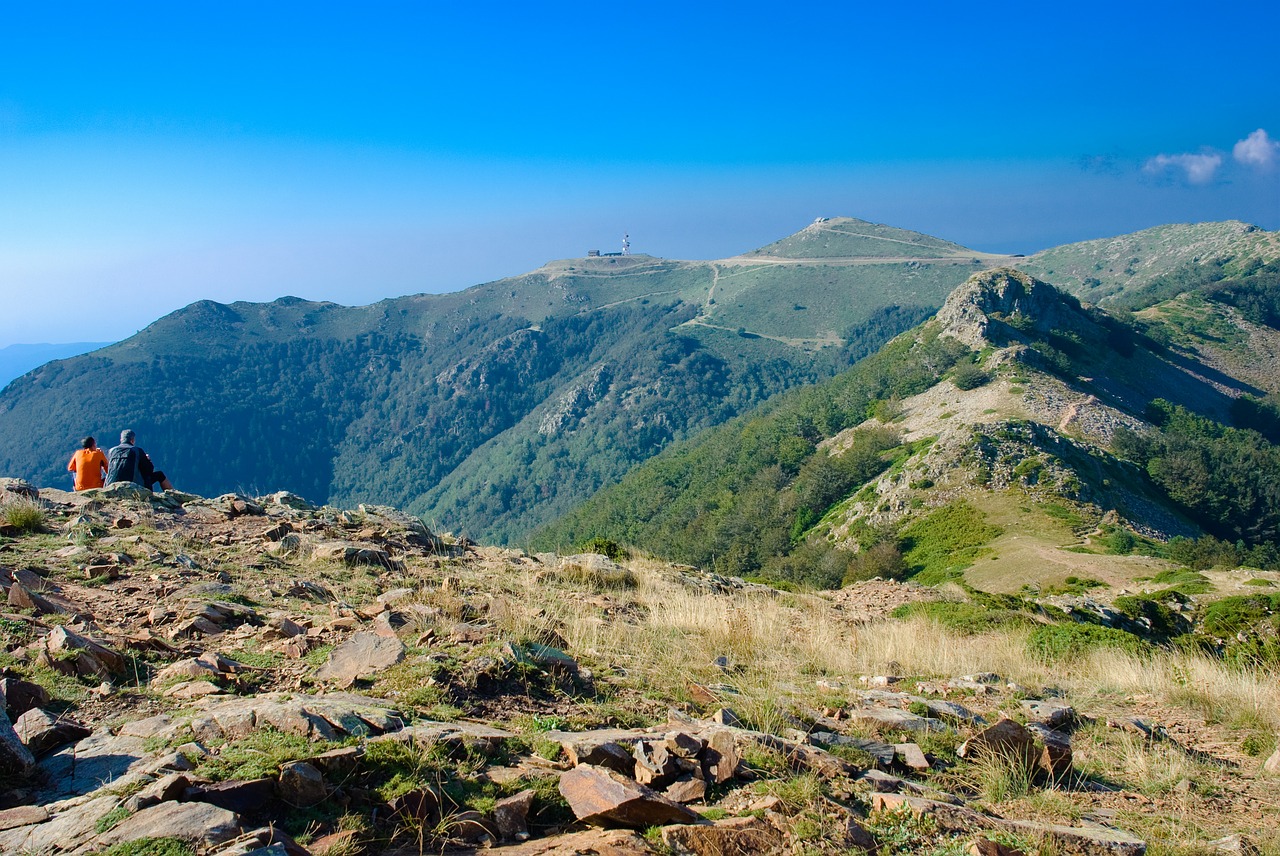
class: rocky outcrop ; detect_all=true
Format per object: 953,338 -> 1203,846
936,268 -> 1093,351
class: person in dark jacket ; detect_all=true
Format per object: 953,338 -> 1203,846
105,429 -> 174,492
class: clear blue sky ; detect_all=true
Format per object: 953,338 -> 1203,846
2,1 -> 1278,347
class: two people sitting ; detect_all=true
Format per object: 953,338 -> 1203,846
68,429 -> 173,493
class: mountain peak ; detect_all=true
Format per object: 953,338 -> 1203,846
739,216 -> 980,261
936,267 -> 1085,349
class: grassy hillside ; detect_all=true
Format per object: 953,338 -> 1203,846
0,221 -> 997,542
1016,220 -> 1280,305
535,267 -> 1280,592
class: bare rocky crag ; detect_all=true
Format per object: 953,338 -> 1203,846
0,478 -> 1275,854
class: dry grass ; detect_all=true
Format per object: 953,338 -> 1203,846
1,496 -> 47,533
469,556 -> 1280,736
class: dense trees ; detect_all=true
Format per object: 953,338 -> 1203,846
533,327 -> 971,587
1116,400 -> 1280,554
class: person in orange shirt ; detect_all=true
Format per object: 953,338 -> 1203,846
68,436 -> 109,491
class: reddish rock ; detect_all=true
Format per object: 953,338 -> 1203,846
310,829 -> 362,855
664,775 -> 707,804
42,625 -> 125,678
387,787 -> 439,823
0,804 -> 47,831
661,816 -> 784,856
894,742 -> 930,771
969,836 -> 1026,856
0,676 -> 50,719
13,707 -> 91,756
702,729 -> 740,785
485,828 -> 650,855
870,793 -> 997,833
664,731 -> 704,758
957,719 -> 1039,771
634,740 -> 678,788
559,764 -> 702,828
448,809 -> 502,844
186,778 -> 276,815
1025,722 -> 1073,778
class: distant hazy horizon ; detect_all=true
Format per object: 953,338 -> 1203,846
3,2 -> 1277,349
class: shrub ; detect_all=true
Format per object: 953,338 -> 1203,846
843,541 -> 907,584
1113,593 -> 1191,640
951,361 -> 992,390
577,537 -> 630,562
1026,623 -> 1149,663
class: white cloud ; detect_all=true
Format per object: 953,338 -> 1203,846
1233,128 -> 1279,170
1143,152 -> 1223,185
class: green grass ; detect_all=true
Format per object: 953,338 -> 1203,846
899,499 -> 1003,584
1149,568 -> 1213,594
1035,575 -> 1108,596
98,840 -> 196,856
95,806 -> 132,834
196,728 -> 340,782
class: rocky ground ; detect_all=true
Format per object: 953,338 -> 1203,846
0,478 -> 1278,856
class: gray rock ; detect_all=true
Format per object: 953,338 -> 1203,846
94,800 -> 243,850
190,691 -> 406,742
0,794 -> 122,854
119,713 -> 176,739
314,631 -> 405,685
277,760 -> 326,807
0,709 -> 36,775
0,477 -> 38,499
1022,698 -> 1077,729
1001,819 -> 1146,856
846,706 -> 948,733
494,789 -> 536,841
0,804 -> 48,831
39,728 -> 148,798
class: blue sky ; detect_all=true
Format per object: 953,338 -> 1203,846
2,2 -> 1278,347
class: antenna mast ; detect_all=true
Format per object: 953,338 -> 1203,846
622,233 -> 631,256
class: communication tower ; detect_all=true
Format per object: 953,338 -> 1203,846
622,233 -> 631,256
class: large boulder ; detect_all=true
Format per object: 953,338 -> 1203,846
558,764 -> 702,828
93,800 -> 243,850
313,632 -> 405,685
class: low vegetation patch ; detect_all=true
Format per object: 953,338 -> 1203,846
98,840 -> 195,856
1026,622 -> 1150,663
899,500 -> 1002,584
196,728 -> 339,782
892,601 -> 1036,635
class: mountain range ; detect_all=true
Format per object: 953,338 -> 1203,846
1,217 -> 1276,551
